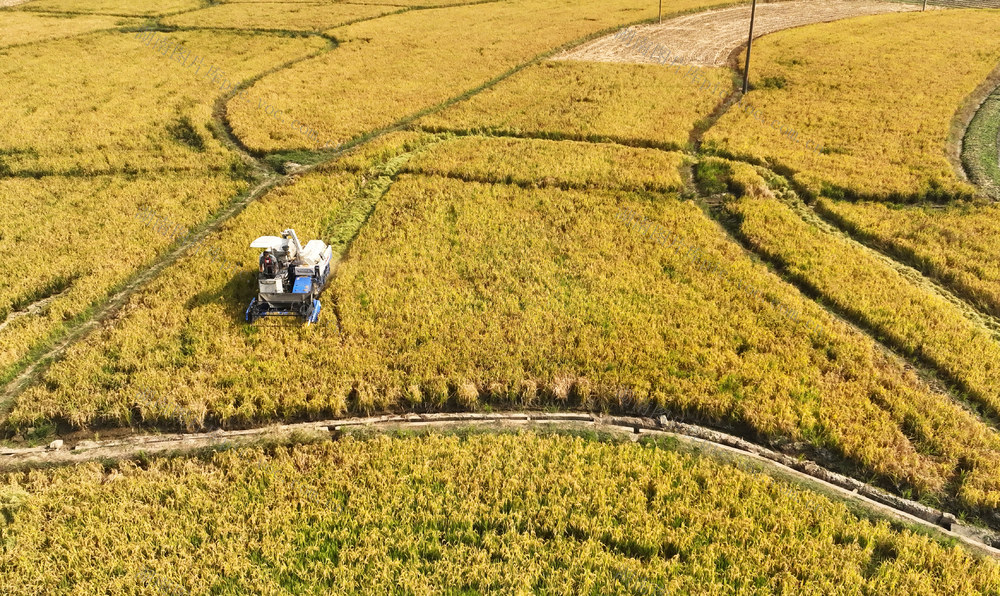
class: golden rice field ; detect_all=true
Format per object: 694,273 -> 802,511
1,432 -> 996,594
418,60 -> 733,148
702,11 -> 1000,201
0,28 -> 324,382
15,135 -> 1000,513
0,173 -> 245,377
725,187 -> 1000,424
21,0 -> 201,15
226,0 -> 738,152
7,0 -> 1000,582
401,135 -> 687,192
0,30 -> 324,175
162,3 -> 400,33
817,199 -> 1000,319
0,11 -> 134,48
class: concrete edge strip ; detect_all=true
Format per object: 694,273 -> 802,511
2,410 -> 998,558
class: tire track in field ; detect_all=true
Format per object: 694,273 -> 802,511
4,411 -> 998,558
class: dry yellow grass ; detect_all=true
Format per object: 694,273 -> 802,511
817,199 -> 1000,318
0,12 -> 135,48
401,135 -> 686,192
702,11 -> 1000,201
418,60 -> 732,148
1,433 -> 996,593
226,0 -> 738,152
163,3 -> 400,32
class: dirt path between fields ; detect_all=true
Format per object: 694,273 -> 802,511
0,0 -> 31,6
4,410 -> 998,558
554,0 -> 922,67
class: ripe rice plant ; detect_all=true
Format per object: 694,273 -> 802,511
817,199 -> 1000,319
725,187 -> 1000,424
0,432 -> 996,593
702,11 -> 1000,201
20,0 -> 202,15
0,12 -> 135,49
0,172 -> 246,381
162,3 -> 400,32
418,60 -> 733,149
16,149 -> 1000,510
226,0 -> 735,152
0,29 -> 325,175
401,135 -> 686,192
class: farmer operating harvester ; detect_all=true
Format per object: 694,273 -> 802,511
245,229 -> 332,324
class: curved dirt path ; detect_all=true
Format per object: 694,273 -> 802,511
554,0 -> 921,67
5,410 -> 998,558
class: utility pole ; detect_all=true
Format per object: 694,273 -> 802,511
742,0 -> 758,94
658,0 -> 662,23
922,0 -> 927,11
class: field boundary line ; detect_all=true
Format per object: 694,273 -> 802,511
0,175 -> 282,410
951,56 -> 1000,191
709,178 -> 1000,430
811,199 -> 1000,322
3,410 -> 997,558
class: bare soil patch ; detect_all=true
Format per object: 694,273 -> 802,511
554,0 -> 921,67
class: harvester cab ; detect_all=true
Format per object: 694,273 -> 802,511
245,229 -> 333,324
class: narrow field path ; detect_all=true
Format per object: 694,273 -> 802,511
554,0 -> 920,67
5,410 -> 998,557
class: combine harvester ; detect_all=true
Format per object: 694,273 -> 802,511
245,229 -> 332,324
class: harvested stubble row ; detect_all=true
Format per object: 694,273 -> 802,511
817,199 -> 1000,320
702,11 -> 1000,201
0,433 -> 997,594
16,138 -> 1000,511
418,60 -> 732,148
226,0 -> 737,152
